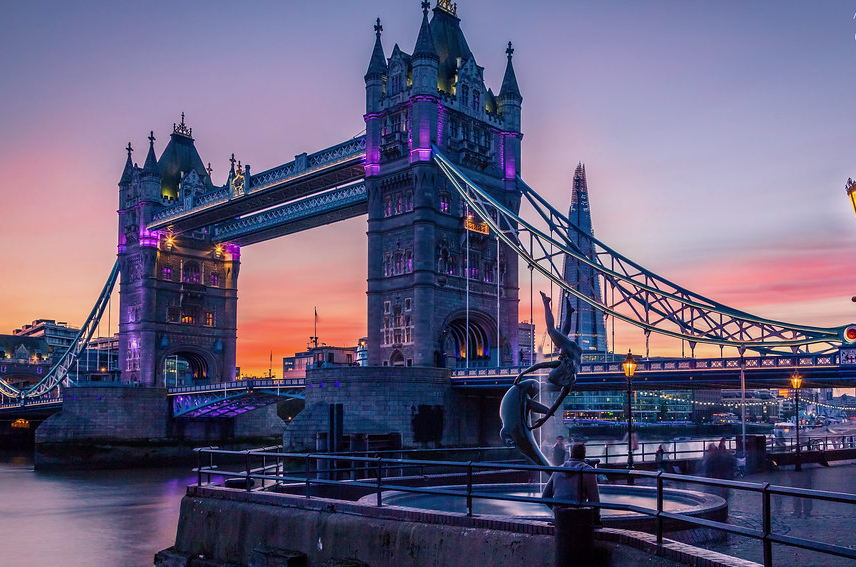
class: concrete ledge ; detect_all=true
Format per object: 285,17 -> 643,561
160,484 -> 753,567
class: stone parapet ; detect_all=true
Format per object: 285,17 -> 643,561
281,366 -> 502,451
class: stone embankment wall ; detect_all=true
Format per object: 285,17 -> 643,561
283,367 -> 494,451
34,386 -> 283,469
155,485 -> 744,567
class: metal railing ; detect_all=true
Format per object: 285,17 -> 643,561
193,447 -> 856,567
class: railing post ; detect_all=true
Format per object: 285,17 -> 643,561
209,449 -> 215,484
762,483 -> 772,567
305,454 -> 311,499
261,454 -> 266,489
196,449 -> 202,486
656,472 -> 664,553
376,457 -> 383,507
245,450 -> 252,492
604,444 -> 609,465
466,461 -> 473,517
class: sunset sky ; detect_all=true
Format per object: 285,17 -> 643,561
2,1 -> 856,376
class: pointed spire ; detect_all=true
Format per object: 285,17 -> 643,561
365,17 -> 387,80
571,162 -> 588,207
413,2 -> 439,61
499,41 -> 522,100
142,131 -> 158,175
120,142 -> 134,184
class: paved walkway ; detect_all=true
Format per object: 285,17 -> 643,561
674,459 -> 856,566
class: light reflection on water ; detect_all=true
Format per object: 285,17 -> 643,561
0,452 -> 190,567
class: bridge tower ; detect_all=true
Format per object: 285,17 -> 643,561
558,163 -> 609,355
116,119 -> 239,387
364,1 -> 523,369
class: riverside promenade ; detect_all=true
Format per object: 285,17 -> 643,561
701,459 -> 856,566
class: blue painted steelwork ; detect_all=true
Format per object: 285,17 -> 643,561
169,379 -> 305,418
148,137 -> 366,234
0,261 -> 120,401
448,352 -> 855,390
212,183 -> 367,245
432,148 -> 850,354
0,398 -> 63,414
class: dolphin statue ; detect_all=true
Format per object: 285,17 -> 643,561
499,378 -> 551,467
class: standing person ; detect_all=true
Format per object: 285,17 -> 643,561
551,435 -> 567,466
655,444 -> 667,472
542,442 -> 601,525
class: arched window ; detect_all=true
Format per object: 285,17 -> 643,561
473,90 -> 480,111
182,262 -> 200,284
210,272 -> 220,287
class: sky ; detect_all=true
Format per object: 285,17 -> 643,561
2,1 -> 856,376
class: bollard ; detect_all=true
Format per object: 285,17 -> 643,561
316,432 -> 329,480
554,507 -> 594,567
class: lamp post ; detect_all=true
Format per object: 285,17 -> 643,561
623,350 -> 638,472
791,371 -> 802,472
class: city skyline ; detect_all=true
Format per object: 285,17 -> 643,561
3,1 -> 856,375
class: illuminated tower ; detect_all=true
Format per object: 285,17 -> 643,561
558,163 -> 608,354
364,1 -> 523,368
116,117 -> 239,386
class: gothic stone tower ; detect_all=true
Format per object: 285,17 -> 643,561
117,119 -> 239,387
365,2 -> 523,368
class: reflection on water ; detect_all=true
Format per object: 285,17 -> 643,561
0,452 -> 190,567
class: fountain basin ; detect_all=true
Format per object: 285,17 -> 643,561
359,483 -> 727,532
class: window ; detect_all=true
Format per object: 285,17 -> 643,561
394,252 -> 403,275
390,74 -> 401,94
384,253 -> 391,277
327,353 -> 334,363
450,119 -> 459,138
384,301 -> 391,314
404,298 -> 411,311
210,272 -> 219,287
168,307 -> 180,323
461,84 -> 469,105
346,354 -> 353,364
181,307 -> 199,325
395,193 -> 403,215
440,191 -> 450,213
204,311 -> 215,326
162,265 -> 172,280
384,196 -> 392,217
473,90 -> 480,111
405,250 -> 413,273
405,192 -> 413,212
182,262 -> 201,284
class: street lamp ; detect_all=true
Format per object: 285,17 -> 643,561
623,350 -> 638,471
791,371 -> 803,472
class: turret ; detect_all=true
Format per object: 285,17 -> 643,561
364,18 -> 386,175
411,1 -> 439,97
364,18 -> 387,115
140,131 -> 162,203
497,42 -> 523,180
410,2 -> 440,160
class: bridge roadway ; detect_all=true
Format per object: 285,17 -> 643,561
451,352 -> 856,390
2,352 -> 854,420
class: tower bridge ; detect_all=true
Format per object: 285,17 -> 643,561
4,3 -> 856,460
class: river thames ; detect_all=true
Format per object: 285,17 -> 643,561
0,451 -> 188,567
